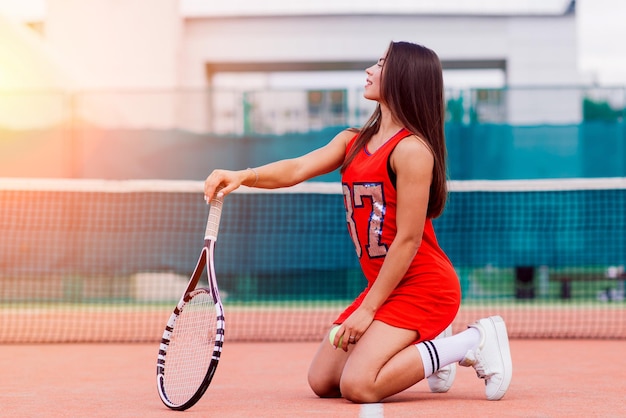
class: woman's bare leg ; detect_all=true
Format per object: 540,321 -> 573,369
307,326 -> 353,398
339,320 -> 423,403
308,320 -> 424,403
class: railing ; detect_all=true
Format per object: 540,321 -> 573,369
0,86 -> 624,134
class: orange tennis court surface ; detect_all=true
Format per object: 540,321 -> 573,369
3,339 -> 623,417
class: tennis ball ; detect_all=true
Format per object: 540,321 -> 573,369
328,325 -> 343,347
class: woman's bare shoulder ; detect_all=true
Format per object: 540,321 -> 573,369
396,133 -> 433,157
331,128 -> 360,147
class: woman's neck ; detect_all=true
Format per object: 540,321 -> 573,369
365,107 -> 404,153
376,106 -> 403,139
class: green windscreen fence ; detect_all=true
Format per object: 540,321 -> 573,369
1,122 -> 625,181
1,178 -> 624,343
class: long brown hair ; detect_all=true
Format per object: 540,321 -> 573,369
341,41 -> 448,218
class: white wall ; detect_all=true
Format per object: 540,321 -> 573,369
0,15 -> 71,128
180,12 -> 582,124
41,0 -> 182,128
3,3 -> 582,129
46,0 -> 180,90
181,14 -> 580,87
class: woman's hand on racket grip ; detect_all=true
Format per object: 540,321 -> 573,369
204,169 -> 252,201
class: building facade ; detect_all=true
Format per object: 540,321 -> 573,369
2,0 -> 583,132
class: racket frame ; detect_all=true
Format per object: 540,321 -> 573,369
156,194 -> 225,411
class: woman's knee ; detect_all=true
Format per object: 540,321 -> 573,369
308,369 -> 342,398
339,375 -> 380,404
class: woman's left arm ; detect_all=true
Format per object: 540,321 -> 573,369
339,136 -> 434,346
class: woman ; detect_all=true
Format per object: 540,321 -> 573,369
204,41 -> 512,403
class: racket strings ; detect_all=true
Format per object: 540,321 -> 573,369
162,290 -> 218,405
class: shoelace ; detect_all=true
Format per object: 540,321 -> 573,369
460,349 -> 495,379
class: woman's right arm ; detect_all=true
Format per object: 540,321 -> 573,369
204,129 -> 355,200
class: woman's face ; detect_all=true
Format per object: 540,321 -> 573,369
364,56 -> 385,101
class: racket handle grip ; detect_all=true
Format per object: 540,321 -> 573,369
205,190 -> 224,241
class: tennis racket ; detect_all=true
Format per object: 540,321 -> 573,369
156,192 -> 225,411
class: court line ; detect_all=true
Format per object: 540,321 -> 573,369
359,403 -> 384,418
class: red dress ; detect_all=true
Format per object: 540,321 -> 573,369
334,128 -> 461,342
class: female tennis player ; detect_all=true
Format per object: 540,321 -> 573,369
204,41 -> 512,403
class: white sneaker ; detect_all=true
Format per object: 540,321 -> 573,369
427,325 -> 456,393
459,316 -> 512,401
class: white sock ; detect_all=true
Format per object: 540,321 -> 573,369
416,327 -> 481,377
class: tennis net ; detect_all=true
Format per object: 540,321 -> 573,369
1,177 -> 625,343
